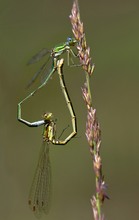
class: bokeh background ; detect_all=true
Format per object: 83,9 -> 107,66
1,0 -> 139,219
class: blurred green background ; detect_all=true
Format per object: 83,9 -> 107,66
1,0 -> 139,219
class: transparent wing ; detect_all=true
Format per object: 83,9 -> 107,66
27,61 -> 47,88
28,142 -> 52,217
40,58 -> 54,85
27,48 -> 50,65
26,56 -> 51,88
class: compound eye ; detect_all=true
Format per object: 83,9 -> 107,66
67,37 -> 72,42
43,112 -> 52,120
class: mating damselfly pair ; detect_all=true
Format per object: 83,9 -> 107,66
18,38 -> 78,216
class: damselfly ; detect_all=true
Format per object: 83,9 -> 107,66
17,58 -> 77,216
25,37 -> 78,102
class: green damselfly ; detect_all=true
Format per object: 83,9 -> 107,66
18,58 -> 77,216
25,37 -> 78,102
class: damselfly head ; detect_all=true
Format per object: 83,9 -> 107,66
43,112 -> 53,121
66,37 -> 77,46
